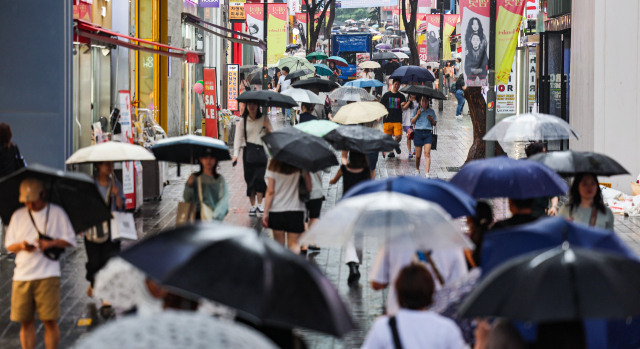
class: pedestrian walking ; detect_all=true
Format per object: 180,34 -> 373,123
328,61 -> 342,84
233,101 -> 273,216
262,159 -> 311,254
0,123 -> 26,178
297,102 -> 317,124
466,201 -> 493,268
402,93 -> 418,160
454,75 -> 466,121
183,154 -> 229,221
277,67 -> 292,120
558,173 -> 614,230
443,61 -> 455,99
300,168 -> 326,254
410,96 -> 437,178
491,198 -> 538,230
525,142 -> 559,217
361,264 -> 467,349
381,78 -> 412,158
239,74 -> 252,116
6,178 -> 76,349
359,68 -> 374,80
383,58 -> 400,77
374,67 -> 385,97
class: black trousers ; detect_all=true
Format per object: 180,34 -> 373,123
85,237 -> 121,286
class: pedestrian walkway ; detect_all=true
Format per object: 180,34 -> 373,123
1,98 -> 640,348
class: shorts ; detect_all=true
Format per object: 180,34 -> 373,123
11,277 -> 61,322
413,129 -> 433,147
383,122 -> 403,136
305,198 -> 324,220
366,152 -> 378,171
268,211 -> 305,233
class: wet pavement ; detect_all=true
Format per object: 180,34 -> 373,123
2,97 -> 640,348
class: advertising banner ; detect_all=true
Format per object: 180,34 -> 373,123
356,53 -> 370,65
227,65 -> 239,111
118,91 -> 135,210
295,13 -> 307,48
424,15 -> 440,62
495,0 -> 527,84
526,0 -> 539,19
246,4 -> 287,65
203,68 -> 218,138
460,0 -> 490,86
200,0 -> 220,7
246,4 -> 265,65
496,59 -> 515,113
230,3 -> 246,20
442,14 -> 459,60
288,0 -> 300,14
340,0 -> 396,8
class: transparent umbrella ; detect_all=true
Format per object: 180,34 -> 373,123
329,86 -> 377,102
483,113 -> 580,142
281,88 -> 324,104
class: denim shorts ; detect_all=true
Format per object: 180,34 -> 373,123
413,129 -> 433,147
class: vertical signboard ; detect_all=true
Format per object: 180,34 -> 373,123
295,13 -> 308,48
495,0 -> 527,84
268,4 -> 288,64
460,0 -> 490,86
203,68 -> 218,138
227,64 -> 239,111
496,59 -> 516,113
246,4 -> 265,65
528,48 -> 536,112
425,15 -> 440,62
442,15 -> 459,60
118,91 -> 135,210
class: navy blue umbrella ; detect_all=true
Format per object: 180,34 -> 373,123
341,176 -> 476,218
389,65 -> 435,83
449,156 -> 569,199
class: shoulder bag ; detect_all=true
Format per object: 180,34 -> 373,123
106,177 -> 137,241
197,176 -> 216,221
431,125 -> 438,151
86,179 -> 113,244
388,316 -> 404,349
244,116 -> 268,165
298,172 -> 310,203
29,204 -> 65,261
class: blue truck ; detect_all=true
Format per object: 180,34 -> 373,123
331,33 -> 373,81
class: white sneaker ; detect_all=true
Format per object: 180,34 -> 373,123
257,204 -> 264,214
425,173 -> 430,179
414,169 -> 420,176
249,206 -> 257,216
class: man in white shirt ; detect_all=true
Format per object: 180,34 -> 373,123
6,178 -> 77,349
277,67 -> 292,121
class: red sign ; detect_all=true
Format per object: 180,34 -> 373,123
203,68 -> 218,138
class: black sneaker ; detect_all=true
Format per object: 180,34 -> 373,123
395,145 -> 402,154
387,152 -> 396,158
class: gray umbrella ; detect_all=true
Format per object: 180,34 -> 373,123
328,86 -> 376,102
528,151 -> 629,177
483,113 -> 580,142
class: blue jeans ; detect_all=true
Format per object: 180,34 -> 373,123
455,90 -> 465,116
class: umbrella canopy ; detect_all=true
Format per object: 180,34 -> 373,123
281,88 -> 324,104
328,86 -> 377,102
459,246 -> 640,322
376,44 -> 391,50
93,257 -> 161,311
372,24 -> 379,28
301,192 -> 473,250
278,57 -> 316,73
307,52 -> 328,61
324,125 -> 398,153
358,61 -> 381,69
483,113 -> 580,142
372,52 -> 397,60
65,142 -> 156,164
327,56 -> 348,67
293,52 -> 307,58
237,90 -> 298,109
0,164 -> 112,233
262,127 -> 339,172
344,78 -> 384,88
120,223 -> 355,336
528,151 -> 629,177
449,156 -> 569,199
294,120 -> 340,137
400,85 -> 446,100
342,177 -> 476,218
390,65 -> 435,83
384,30 -> 395,35
393,52 -> 409,59
313,63 -> 333,76
481,217 -> 638,276
290,77 -> 340,93
333,101 -> 388,125
240,65 -> 257,74
285,68 -> 315,81
72,310 -> 279,349
286,44 -> 300,50
248,67 -> 275,85
151,135 -> 231,164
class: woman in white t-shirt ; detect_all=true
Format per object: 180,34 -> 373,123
362,264 -> 467,349
402,93 -> 418,160
262,159 -> 311,253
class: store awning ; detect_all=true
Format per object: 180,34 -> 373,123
181,13 -> 266,51
74,19 -> 200,63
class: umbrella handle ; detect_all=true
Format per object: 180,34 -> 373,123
424,252 -> 445,286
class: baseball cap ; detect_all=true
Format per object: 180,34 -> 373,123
19,178 -> 44,203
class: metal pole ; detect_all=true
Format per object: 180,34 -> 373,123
262,1 -> 268,91
485,0 -> 496,158
437,0 -> 444,111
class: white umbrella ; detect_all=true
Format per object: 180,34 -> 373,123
328,86 -> 377,102
66,141 -> 156,164
71,310 -> 279,349
393,52 -> 410,60
301,192 -> 473,250
483,113 -> 581,142
281,88 -> 324,104
332,101 -> 388,125
294,51 -> 307,58
359,61 -> 381,69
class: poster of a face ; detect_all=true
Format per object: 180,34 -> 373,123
460,6 -> 490,86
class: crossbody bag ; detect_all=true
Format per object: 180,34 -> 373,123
243,115 -> 268,165
388,316 -> 404,349
28,204 -> 65,261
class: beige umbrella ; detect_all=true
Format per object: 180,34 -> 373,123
66,141 -> 156,164
332,101 -> 388,125
359,61 -> 381,69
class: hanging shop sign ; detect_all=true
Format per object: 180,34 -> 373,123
528,48 -> 536,112
246,4 -> 265,65
246,3 -> 287,65
200,0 -> 220,8
442,15 -> 459,60
496,59 -> 516,114
227,64 -> 239,111
203,68 -> 219,138
460,0 -> 490,86
495,0 -> 527,84
118,90 -> 136,210
230,3 -> 246,20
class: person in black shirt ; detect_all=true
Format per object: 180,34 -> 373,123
297,103 -> 317,124
374,67 -> 385,97
380,79 -> 412,158
383,58 -> 400,76
491,198 -> 539,230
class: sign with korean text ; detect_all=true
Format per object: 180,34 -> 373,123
118,90 -> 136,210
268,4 -> 288,64
203,68 -> 218,138
230,3 -> 246,20
460,0 -> 490,86
495,0 -> 527,84
200,0 -> 220,7
496,59 -> 515,113
227,65 -> 239,111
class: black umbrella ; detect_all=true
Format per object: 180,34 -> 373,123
237,90 -> 298,108
286,44 -> 300,50
528,151 -> 629,177
400,85 -> 447,100
290,77 -> 340,93
120,222 -> 356,337
459,246 -> 640,322
285,69 -> 315,81
0,164 -> 112,233
248,68 -> 275,85
151,135 -> 232,164
372,52 -> 397,60
239,65 -> 257,74
262,127 -> 339,172
324,125 -> 398,153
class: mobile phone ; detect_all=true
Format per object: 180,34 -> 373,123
232,160 -> 238,167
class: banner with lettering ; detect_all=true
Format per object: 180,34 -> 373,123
227,65 -> 239,111
246,4 -> 265,65
460,0 -> 490,86
203,68 -> 218,138
495,0 -> 527,84
246,4 -> 288,65
442,14 -> 459,60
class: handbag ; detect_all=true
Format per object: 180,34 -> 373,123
298,172 -> 310,203
244,116 -> 268,165
176,201 -> 196,226
450,83 -> 457,94
445,73 -> 451,78
431,126 -> 438,150
406,126 -> 414,140
110,211 -> 137,240
197,176 -> 215,220
86,178 -> 114,244
28,205 -> 64,261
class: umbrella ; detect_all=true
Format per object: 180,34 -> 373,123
358,61 -> 381,69
372,52 -> 397,60
372,24 -> 379,28
306,52 -> 328,61
71,310 -> 279,349
278,57 -> 316,73
528,151 -> 629,177
262,127 -> 339,172
390,66 -> 435,83
281,88 -> 324,104
324,125 -> 398,153
342,177 -> 476,218
393,52 -> 409,59
449,156 -> 569,199
400,85 -> 446,100
286,44 -> 300,50
285,68 -> 315,81
120,223 -> 355,336
459,246 -> 640,322
333,101 -> 388,125
376,44 -> 391,50
294,120 -> 340,137
313,63 -> 333,76
0,164 -> 112,233
300,192 -> 474,250
327,56 -> 348,67
328,86 -> 377,102
240,65 -> 257,74
372,35 -> 383,40
290,77 -> 340,93
237,90 -> 298,109
384,30 -> 394,35
483,113 -> 580,142
247,67 -> 274,85
344,78 -> 384,88
151,135 -> 231,164
65,142 -> 156,164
